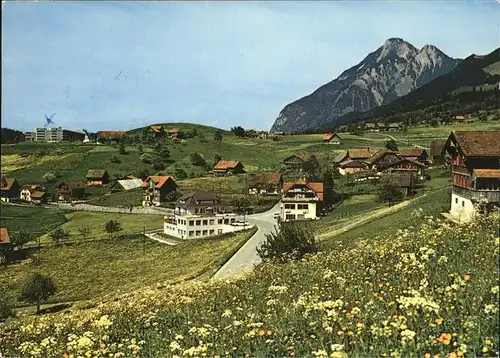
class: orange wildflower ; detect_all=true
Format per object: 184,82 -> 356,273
257,328 -> 266,336
463,274 -> 471,281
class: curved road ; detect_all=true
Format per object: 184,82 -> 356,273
213,202 -> 281,280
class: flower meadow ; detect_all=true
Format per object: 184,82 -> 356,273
1,213 -> 498,357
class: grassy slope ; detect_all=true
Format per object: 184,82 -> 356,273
0,204 -> 69,236
0,229 -> 254,306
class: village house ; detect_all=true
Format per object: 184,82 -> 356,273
20,184 -> 47,204
86,169 -> 110,186
96,131 -> 126,143
282,153 -> 307,171
167,128 -> 181,138
213,161 -> 246,176
280,178 -> 324,222
365,123 -> 378,132
442,130 -> 500,223
55,181 -> 86,202
141,175 -> 178,207
145,125 -> 166,138
453,115 -> 466,123
163,191 -> 246,239
249,172 -> 284,195
377,123 -> 387,131
384,173 -> 415,197
1,227 -> 11,261
322,133 -> 342,145
388,123 -> 403,132
339,160 -> 368,175
333,147 -> 379,175
338,125 -> 349,133
257,131 -> 269,139
109,178 -> 143,193
379,159 -> 427,179
398,148 -> 429,164
430,139 -> 447,164
362,149 -> 400,171
0,176 -> 20,203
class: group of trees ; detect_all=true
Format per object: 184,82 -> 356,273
1,128 -> 25,144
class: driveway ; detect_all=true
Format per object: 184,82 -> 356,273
212,201 -> 281,280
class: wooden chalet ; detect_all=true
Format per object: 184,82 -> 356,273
347,147 -> 379,160
453,115 -> 466,122
141,175 -> 178,207
20,184 -> 47,204
379,158 -> 427,178
430,139 -> 446,164
442,130 -> 500,222
339,160 -> 367,175
398,148 -> 429,164
167,128 -> 181,138
362,150 -> 400,171
249,172 -> 284,195
282,153 -> 307,171
145,125 -> 166,138
86,169 -> 110,186
383,173 -> 415,197
322,133 -> 342,145
281,178 -> 324,221
388,123 -> 403,132
377,123 -> 387,131
0,176 -> 20,203
365,123 -> 378,132
56,181 -> 86,202
213,161 -> 246,176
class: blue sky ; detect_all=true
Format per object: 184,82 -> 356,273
2,1 -> 499,132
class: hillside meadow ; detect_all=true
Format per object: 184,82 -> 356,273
0,212 -> 497,357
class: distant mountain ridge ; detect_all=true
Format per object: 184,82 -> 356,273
270,38 -> 461,132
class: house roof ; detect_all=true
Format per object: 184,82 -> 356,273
398,148 -> 427,158
86,169 -> 108,179
283,179 -> 324,201
341,159 -> 367,168
347,148 -> 378,159
430,139 -> 447,157
377,122 -> 386,127
455,115 -> 465,120
472,169 -> 500,178
58,181 -> 87,189
116,179 -> 143,190
379,158 -> 426,170
0,228 -> 10,244
0,177 -> 17,191
168,127 -> 180,133
214,160 -> 242,170
323,133 -> 340,141
365,123 -> 377,128
363,149 -> 397,165
251,172 -> 283,186
96,131 -> 126,138
22,184 -> 44,191
333,152 -> 348,164
141,175 -> 175,189
31,191 -> 46,199
177,190 -> 219,208
388,123 -> 402,128
384,173 -> 413,187
451,131 -> 500,157
148,125 -> 164,133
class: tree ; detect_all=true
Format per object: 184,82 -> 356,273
231,126 -> 246,137
302,154 -> 319,178
190,152 -> 206,166
230,197 -> 251,214
49,228 -> 70,245
385,139 -> 398,151
154,142 -> 163,153
152,161 -> 165,171
175,168 -> 188,180
119,142 -> 127,154
140,153 -> 153,164
20,273 -> 56,314
12,231 -> 34,249
105,220 -> 122,239
212,154 -> 222,167
42,172 -> 57,183
159,147 -> 170,159
110,154 -> 121,163
213,131 -> 222,141
191,128 -> 199,138
257,222 -> 317,262
78,226 -> 91,241
322,169 -> 335,205
137,144 -> 144,153
378,176 -> 405,204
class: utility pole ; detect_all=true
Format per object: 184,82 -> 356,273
143,224 -> 146,258
37,235 -> 41,273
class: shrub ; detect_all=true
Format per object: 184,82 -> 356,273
190,152 -> 206,166
257,222 -> 318,261
271,135 -> 282,141
119,142 -> 126,155
378,175 -> 405,203
175,168 -> 188,180
213,131 -> 222,141
385,139 -> 398,151
12,231 -> 34,249
140,153 -> 153,164
105,220 -> 122,239
152,161 -> 165,171
159,147 -> 170,159
137,144 -> 144,153
49,228 -> 70,245
20,273 -> 56,314
110,155 -> 121,163
0,295 -> 13,320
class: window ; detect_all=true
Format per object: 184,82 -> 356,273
202,230 -> 208,236
196,220 -> 201,226
196,230 -> 201,236
189,220 -> 194,226
189,231 -> 194,236
285,214 -> 295,220
284,204 -> 295,209
209,219 -> 215,225
218,229 -> 223,234
462,201 -> 465,207
230,218 -> 235,223
209,230 -> 214,235
203,220 -> 208,225
218,219 -> 223,224
297,204 -> 308,210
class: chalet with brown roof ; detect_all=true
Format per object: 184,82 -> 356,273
282,153 -> 307,171
398,148 -> 429,164
20,184 -> 47,204
430,139 -> 447,164
442,130 -> 500,222
379,158 -> 427,178
56,181 -> 86,202
86,169 -> 110,186
339,160 -> 367,175
377,123 -> 387,131
362,149 -> 400,170
388,123 -> 403,132
347,147 -> 378,160
365,123 -> 378,132
96,131 -> 126,142
167,128 -> 181,138
141,175 -> 178,207
249,172 -> 284,195
454,115 -> 466,122
145,125 -> 166,138
322,133 -> 342,144
0,177 -> 20,203
213,161 -> 246,176
281,178 -> 324,221
382,173 -> 415,197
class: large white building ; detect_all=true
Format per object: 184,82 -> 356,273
280,178 -> 324,222
25,127 -> 86,142
443,131 -> 500,223
164,191 -> 248,239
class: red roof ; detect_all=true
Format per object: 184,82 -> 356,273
141,175 -> 175,189
283,179 -> 324,201
168,128 -> 180,133
473,169 -> 500,178
322,133 -> 334,140
214,160 -> 242,170
0,228 -> 10,244
97,131 -> 126,138
0,177 -> 17,191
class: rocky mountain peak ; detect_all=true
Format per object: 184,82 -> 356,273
377,38 -> 418,61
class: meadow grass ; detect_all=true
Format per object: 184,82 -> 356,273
86,188 -> 144,207
0,204 -> 69,236
0,211 -> 497,357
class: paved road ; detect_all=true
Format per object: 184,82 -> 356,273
212,202 -> 281,280
47,202 -> 174,216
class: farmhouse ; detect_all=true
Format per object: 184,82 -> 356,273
249,172 -> 283,195
430,139 -> 447,164
347,147 -> 379,160
388,123 -> 403,132
280,178 -> 324,222
365,123 -> 378,132
109,178 -> 143,193
96,131 -> 126,142
339,160 -> 368,175
0,177 -> 20,203
167,128 -> 181,138
145,125 -> 166,138
322,133 -> 342,144
86,169 -> 110,186
213,161 -> 246,176
55,181 -> 86,202
377,123 -> 387,131
20,184 -> 47,204
163,190 -> 245,239
282,153 -> 307,171
398,148 -> 429,164
362,150 -> 400,171
453,115 -> 466,122
257,131 -> 269,139
442,130 -> 500,222
383,173 -> 415,197
379,159 -> 427,179
141,175 -> 178,207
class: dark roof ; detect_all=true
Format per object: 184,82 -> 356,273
0,177 -> 18,191
31,191 -> 46,199
341,159 -> 367,168
177,190 -> 220,208
430,139 -> 447,157
379,158 -> 426,170
333,152 -> 348,164
398,148 -> 428,158
283,179 -> 324,201
0,228 -> 10,244
58,181 -> 87,189
86,169 -> 108,179
251,172 -> 283,186
452,131 -> 500,157
363,149 -> 398,165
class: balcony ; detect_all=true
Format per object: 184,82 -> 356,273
452,185 -> 500,203
282,196 -> 319,202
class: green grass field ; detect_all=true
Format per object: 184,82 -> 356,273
0,229 -> 255,306
0,204 -> 69,236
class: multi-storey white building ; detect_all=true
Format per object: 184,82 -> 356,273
164,191 -> 248,239
25,127 -> 86,142
280,178 -> 324,222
